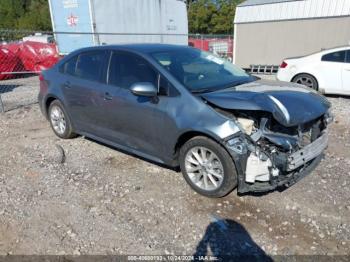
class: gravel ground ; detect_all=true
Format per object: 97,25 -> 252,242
0,76 -> 349,257
0,76 -> 38,112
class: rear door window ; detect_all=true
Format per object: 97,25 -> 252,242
75,51 -> 108,82
321,51 -> 346,63
108,52 -> 158,89
60,51 -> 108,82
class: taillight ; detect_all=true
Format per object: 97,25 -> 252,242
39,73 -> 48,91
39,73 -> 44,81
280,61 -> 288,68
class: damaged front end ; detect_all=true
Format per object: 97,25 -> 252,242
220,108 -> 333,194
199,80 -> 333,194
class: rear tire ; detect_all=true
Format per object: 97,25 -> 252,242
48,100 -> 76,139
292,73 -> 318,91
179,136 -> 237,198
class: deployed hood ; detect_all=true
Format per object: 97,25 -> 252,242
201,80 -> 331,127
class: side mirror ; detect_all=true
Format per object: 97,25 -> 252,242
130,82 -> 157,97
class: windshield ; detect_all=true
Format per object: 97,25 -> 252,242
151,48 -> 255,93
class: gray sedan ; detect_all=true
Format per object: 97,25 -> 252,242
38,44 -> 332,197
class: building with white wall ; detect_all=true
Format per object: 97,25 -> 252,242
234,0 -> 350,68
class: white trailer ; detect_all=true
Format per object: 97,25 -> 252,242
48,0 -> 188,54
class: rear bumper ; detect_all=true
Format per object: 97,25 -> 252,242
37,92 -> 47,119
276,69 -> 293,82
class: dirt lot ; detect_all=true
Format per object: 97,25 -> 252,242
0,76 -> 349,257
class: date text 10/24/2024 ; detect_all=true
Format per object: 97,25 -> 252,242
127,255 -> 218,261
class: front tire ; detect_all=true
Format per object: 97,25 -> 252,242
179,136 -> 237,198
292,73 -> 318,91
48,100 -> 76,139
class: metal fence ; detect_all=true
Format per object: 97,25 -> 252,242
0,29 -> 234,113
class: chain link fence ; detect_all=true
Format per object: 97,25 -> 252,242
188,34 -> 233,62
0,29 -> 234,113
0,29 -> 55,113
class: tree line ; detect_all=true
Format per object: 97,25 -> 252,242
187,0 -> 243,34
0,0 -> 52,31
0,0 -> 244,34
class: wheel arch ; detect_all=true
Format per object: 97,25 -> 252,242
173,130 -> 235,164
44,96 -> 75,128
45,97 -> 77,138
44,95 -> 60,119
176,131 -> 239,197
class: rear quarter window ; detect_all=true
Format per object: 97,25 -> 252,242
321,51 -> 346,63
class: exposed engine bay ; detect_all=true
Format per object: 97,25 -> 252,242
213,106 -> 333,193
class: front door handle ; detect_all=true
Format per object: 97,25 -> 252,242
104,92 -> 113,100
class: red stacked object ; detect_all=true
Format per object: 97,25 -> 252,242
0,41 -> 61,80
0,46 -> 21,80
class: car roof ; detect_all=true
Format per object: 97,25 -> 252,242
75,43 -> 191,54
318,45 -> 350,54
285,45 -> 350,60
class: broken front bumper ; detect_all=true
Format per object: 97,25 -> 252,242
226,131 -> 328,194
287,131 -> 328,171
238,154 -> 323,194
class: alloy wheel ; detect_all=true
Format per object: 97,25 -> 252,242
184,146 -> 224,191
50,105 -> 67,135
295,76 -> 314,89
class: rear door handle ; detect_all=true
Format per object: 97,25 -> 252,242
104,92 -> 113,100
64,81 -> 72,89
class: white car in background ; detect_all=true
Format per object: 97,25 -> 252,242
277,46 -> 350,95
